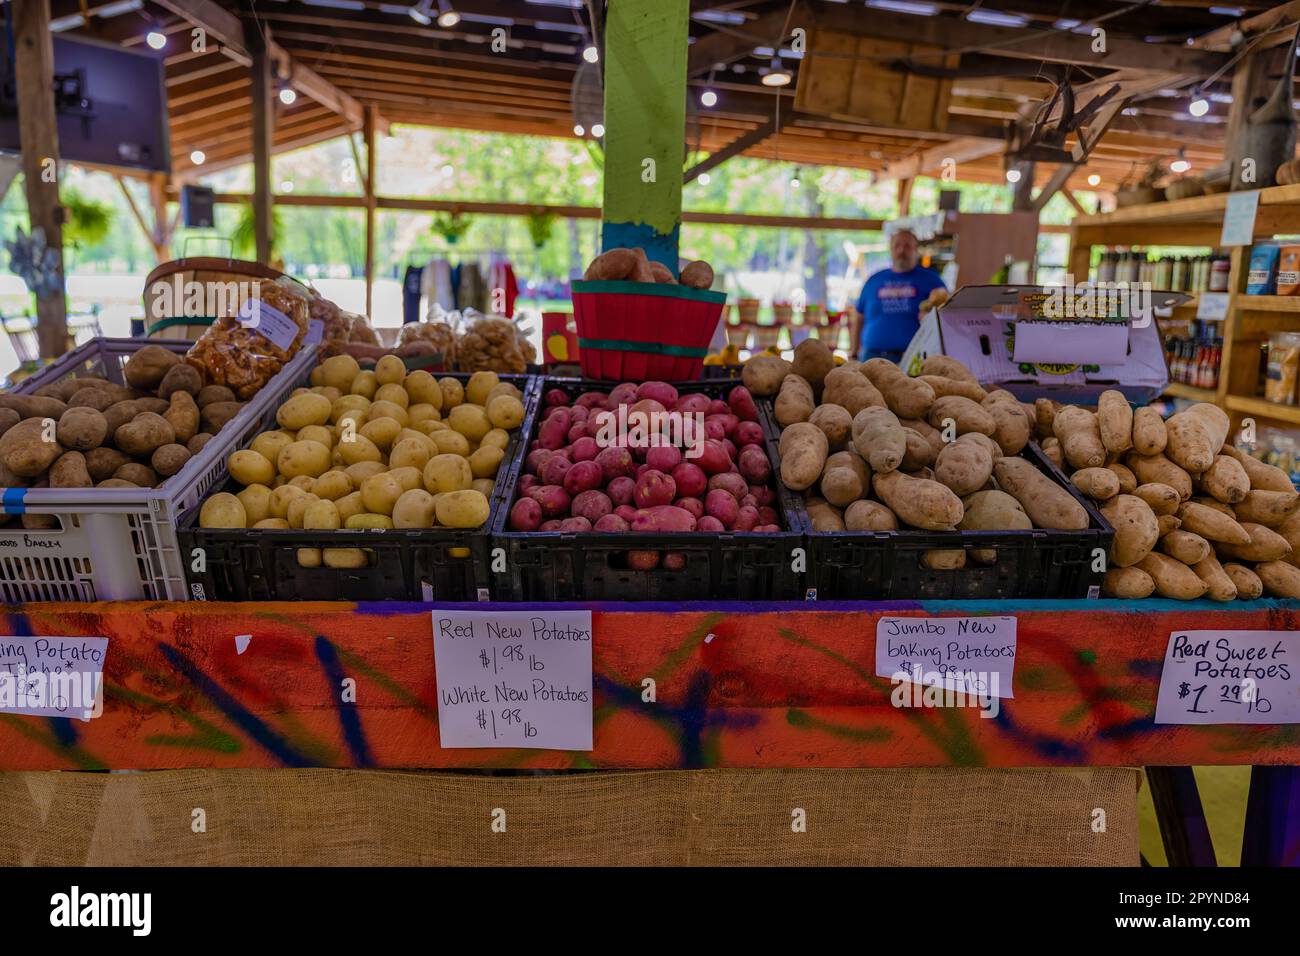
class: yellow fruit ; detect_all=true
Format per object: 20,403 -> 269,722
375,354 -> 406,386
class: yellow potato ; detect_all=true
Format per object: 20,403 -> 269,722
331,394 -> 370,422
311,386 -> 342,404
319,354 -> 361,391
349,370 -> 378,399
392,488 -> 437,528
390,437 -> 431,471
237,484 -> 272,525
324,547 -> 369,568
465,370 -> 500,406
286,493 -> 320,528
278,440 -> 332,478
199,492 -> 247,529
269,484 -> 306,518
288,475 -> 316,493
368,399 -> 409,426
303,498 -> 341,531
404,370 -> 442,408
480,428 -> 510,451
253,518 -> 291,529
486,382 -> 522,403
249,430 -> 294,467
408,403 -> 440,426
468,444 -> 505,479
360,472 -> 405,515
360,417 -> 402,452
471,478 -> 495,498
448,404 -> 492,442
487,394 -> 524,430
395,427 -> 436,452
344,460 -> 387,486
431,429 -> 470,457
229,449 -> 275,486
297,424 -> 334,449
389,466 -> 423,493
414,419 -> 448,436
335,491 -> 365,523
338,432 -> 383,465
345,513 -> 395,530
375,354 -> 406,386
297,548 -> 323,568
277,392 -> 332,431
313,470 -> 353,501
424,453 -> 473,493
435,489 -> 490,528
374,383 -> 410,409
309,366 -> 324,387
439,377 -> 465,409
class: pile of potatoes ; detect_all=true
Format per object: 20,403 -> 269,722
0,344 -> 246,527
743,340 -> 1090,570
197,353 -> 526,570
1032,395 -> 1300,601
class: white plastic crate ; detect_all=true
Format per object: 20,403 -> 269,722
0,337 -> 317,601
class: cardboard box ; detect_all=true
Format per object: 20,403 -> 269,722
900,284 -> 1192,404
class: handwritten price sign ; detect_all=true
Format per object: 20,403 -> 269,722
432,609 -> 593,750
1154,630 -> 1298,725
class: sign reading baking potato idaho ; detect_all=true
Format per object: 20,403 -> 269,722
432,610 -> 593,750
1155,630 -> 1299,725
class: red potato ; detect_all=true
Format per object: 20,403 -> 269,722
594,513 -> 630,532
706,413 -> 739,437
738,445 -> 771,483
614,504 -> 638,522
629,398 -> 667,419
538,411 -> 570,450
545,388 -> 570,407
734,421 -> 764,446
571,489 -> 613,523
636,381 -> 679,406
526,448 -> 553,474
635,463 -> 653,479
662,552 -> 687,571
698,516 -> 725,531
698,440 -> 732,475
608,383 -> 638,406
750,484 -> 774,506
509,497 -> 542,531
704,418 -> 727,441
734,505 -> 759,531
706,488 -> 740,528
540,520 -> 563,531
559,517 -> 592,532
758,506 -> 778,525
570,436 -> 599,461
675,497 -> 705,519
708,472 -> 749,500
595,445 -> 635,480
539,455 -> 572,486
676,394 -> 712,415
576,391 -> 608,409
527,484 -> 571,518
627,550 -> 660,570
723,438 -> 738,461
671,462 -> 707,497
708,399 -> 729,416
586,410 -> 614,438
634,469 -> 677,507
631,505 -> 698,532
567,423 -> 586,443
569,405 -> 589,424
607,476 -> 636,506
741,494 -> 758,509
517,474 -> 539,496
647,444 -> 683,471
728,386 -> 759,422
563,460 -> 604,495
753,523 -> 781,532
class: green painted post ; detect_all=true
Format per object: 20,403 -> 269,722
600,0 -> 689,272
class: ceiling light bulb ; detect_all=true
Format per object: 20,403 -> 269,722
436,1 -> 459,27
698,173 -> 711,185
761,57 -> 792,87
700,90 -> 718,107
1189,96 -> 1210,117
1087,173 -> 1101,187
1171,158 -> 1191,173
278,87 -> 297,105
146,31 -> 166,50
190,149 -> 206,165
1005,168 -> 1022,184
591,123 -> 605,138
790,177 -> 800,188
573,124 -> 585,136
583,45 -> 599,63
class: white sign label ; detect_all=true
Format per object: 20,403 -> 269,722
0,635 -> 107,721
875,616 -> 1017,699
305,319 -> 324,345
1196,292 -> 1230,322
1154,630 -> 1298,724
238,298 -> 301,351
1220,190 -> 1260,247
433,609 -> 593,750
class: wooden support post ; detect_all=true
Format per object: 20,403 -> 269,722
1062,189 -> 1087,216
13,0 -> 68,359
363,107 -> 377,318
1012,161 -> 1036,211
896,178 -> 914,216
600,0 -> 689,271
248,20 -> 274,264
149,173 -> 172,262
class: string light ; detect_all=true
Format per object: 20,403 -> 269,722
583,45 -> 599,63
698,173 -> 711,185
1087,173 -> 1101,187
1005,168 -> 1022,184
146,31 -> 166,50
1189,94 -> 1210,117
700,90 -> 717,107
591,123 -> 605,138
278,87 -> 297,106
189,149 -> 206,165
573,124 -> 585,136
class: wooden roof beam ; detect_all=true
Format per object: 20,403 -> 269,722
684,110 -> 791,182
878,136 -> 1005,183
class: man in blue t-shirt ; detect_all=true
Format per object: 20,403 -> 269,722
854,229 -> 946,363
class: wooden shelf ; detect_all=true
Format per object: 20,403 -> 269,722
1224,394 -> 1300,425
1164,382 -> 1218,401
1236,295 -> 1300,312
1073,183 -> 1300,228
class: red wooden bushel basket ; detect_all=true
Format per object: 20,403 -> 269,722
571,279 -> 727,381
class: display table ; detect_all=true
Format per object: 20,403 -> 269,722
1,598 -> 1297,771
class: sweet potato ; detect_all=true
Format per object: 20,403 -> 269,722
1223,563 -> 1263,600
1097,389 -> 1133,455
994,456 -> 1088,531
873,470 -> 962,531
1164,403 -> 1229,474
1071,467 -> 1119,501
1102,566 -> 1155,599
1107,462 -> 1138,495
778,422 -> 828,491
1126,452 -> 1193,500
1053,406 -> 1105,469
1220,444 -> 1294,493
1157,514 -> 1182,536
1131,407 -> 1167,456
1214,522 -> 1292,563
1100,494 -> 1159,567
1256,560 -> 1300,599
1136,552 -> 1207,600
1232,489 -> 1300,528
1159,529 -> 1211,566
1198,454 -> 1250,504
901,417 -> 946,461
1040,437 -> 1064,470
1134,482 -> 1181,516
679,260 -> 714,290
850,406 -> 906,473
1192,555 -> 1237,602
1176,501 -> 1251,545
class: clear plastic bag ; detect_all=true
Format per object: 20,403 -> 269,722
185,278 -> 309,399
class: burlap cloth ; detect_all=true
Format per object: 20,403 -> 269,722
0,767 -> 1139,866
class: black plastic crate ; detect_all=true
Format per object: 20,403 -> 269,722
491,377 -> 804,601
767,406 -> 1115,600
178,371 -> 541,601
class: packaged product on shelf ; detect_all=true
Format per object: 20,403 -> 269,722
1265,332 -> 1300,405
1246,243 -> 1281,295
1276,245 -> 1300,295
185,278 -> 310,399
